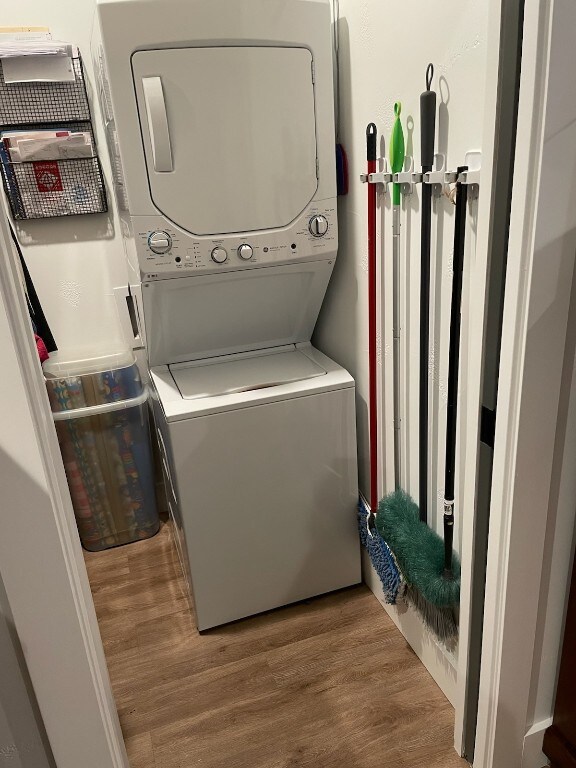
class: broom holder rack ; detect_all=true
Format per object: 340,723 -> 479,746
458,150 -> 482,198
423,153 -> 451,197
359,150 -> 481,198
360,158 -> 393,193
394,155 -> 420,195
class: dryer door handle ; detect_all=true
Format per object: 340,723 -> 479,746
142,76 -> 174,173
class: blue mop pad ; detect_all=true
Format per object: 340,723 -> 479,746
358,497 -> 402,604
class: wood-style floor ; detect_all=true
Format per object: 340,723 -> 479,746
84,519 -> 468,768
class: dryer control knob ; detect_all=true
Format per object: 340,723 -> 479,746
148,231 -> 172,254
237,244 -> 253,260
211,247 -> 228,264
309,215 -> 329,237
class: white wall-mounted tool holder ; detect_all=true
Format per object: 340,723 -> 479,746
394,155 -> 420,196
424,153 -> 450,197
458,150 -> 482,198
360,158 -> 393,193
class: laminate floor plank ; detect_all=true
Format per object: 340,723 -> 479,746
123,732 -> 154,768
85,520 -> 468,768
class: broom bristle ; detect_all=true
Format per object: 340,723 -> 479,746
376,489 -> 461,609
405,584 -> 459,641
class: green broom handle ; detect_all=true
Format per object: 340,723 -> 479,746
389,103 -> 405,488
390,102 -> 405,205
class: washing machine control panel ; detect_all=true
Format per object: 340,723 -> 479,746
309,215 -> 329,237
237,244 -> 253,260
148,231 -> 172,254
134,201 -> 337,280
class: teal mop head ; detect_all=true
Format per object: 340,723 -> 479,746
358,497 -> 402,605
376,489 -> 460,641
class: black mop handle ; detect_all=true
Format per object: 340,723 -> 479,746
421,63 -> 436,170
419,63 -> 436,523
444,167 -> 468,576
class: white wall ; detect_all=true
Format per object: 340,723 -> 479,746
0,198 -> 128,768
0,578 -> 54,768
315,0 -> 490,547
2,0 -> 129,353
313,0 -> 491,704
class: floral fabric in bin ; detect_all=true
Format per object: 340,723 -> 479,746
46,364 -> 159,551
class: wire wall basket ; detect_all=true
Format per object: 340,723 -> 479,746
0,56 -> 108,220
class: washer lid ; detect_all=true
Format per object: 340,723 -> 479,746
170,347 -> 326,400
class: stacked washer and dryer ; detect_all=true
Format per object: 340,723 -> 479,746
95,0 -> 360,630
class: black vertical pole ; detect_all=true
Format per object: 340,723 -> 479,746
443,168 -> 468,575
419,64 -> 436,523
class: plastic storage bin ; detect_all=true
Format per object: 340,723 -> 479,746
44,350 -> 159,552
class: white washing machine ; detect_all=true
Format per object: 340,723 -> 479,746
94,0 -> 360,629
151,344 -> 358,630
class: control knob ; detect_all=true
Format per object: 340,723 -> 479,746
148,231 -> 172,254
237,244 -> 253,260
211,247 -> 228,264
309,215 -> 329,237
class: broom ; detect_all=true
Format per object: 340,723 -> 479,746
358,123 -> 402,605
376,70 -> 461,641
390,102 -> 405,488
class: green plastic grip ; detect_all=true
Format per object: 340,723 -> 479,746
389,102 -> 405,206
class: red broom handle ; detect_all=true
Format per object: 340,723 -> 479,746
366,124 -> 378,512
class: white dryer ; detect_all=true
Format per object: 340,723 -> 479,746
94,0 -> 360,629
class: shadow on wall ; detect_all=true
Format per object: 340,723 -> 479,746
0,556 -> 55,768
13,208 -> 116,248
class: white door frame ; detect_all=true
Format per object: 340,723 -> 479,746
0,3 -> 561,766
473,0 -> 558,766
0,210 -> 129,768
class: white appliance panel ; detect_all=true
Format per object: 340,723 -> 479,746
150,343 -> 355,421
132,200 -> 336,280
143,261 -> 333,366
171,347 -> 326,400
94,0 -> 336,222
165,383 -> 360,630
152,399 -> 194,594
132,46 -> 317,235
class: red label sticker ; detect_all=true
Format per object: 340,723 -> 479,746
33,161 -> 63,192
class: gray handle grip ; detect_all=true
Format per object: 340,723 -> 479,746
420,63 -> 436,169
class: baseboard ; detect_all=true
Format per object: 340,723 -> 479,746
362,549 -> 458,706
523,718 -> 553,768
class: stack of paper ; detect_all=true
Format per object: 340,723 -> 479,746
0,37 -> 78,83
1,129 -> 94,161
0,129 -> 99,218
0,40 -> 75,58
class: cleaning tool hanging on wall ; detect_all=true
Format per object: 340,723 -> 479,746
441,166 -> 468,590
389,102 -> 405,486
357,123 -> 402,604
376,84 -> 461,642
419,63 -> 436,522
377,173 -> 467,642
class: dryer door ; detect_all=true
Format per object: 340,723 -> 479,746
132,46 -> 318,236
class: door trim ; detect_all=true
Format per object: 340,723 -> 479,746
472,0 -> 555,765
0,212 -> 129,768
